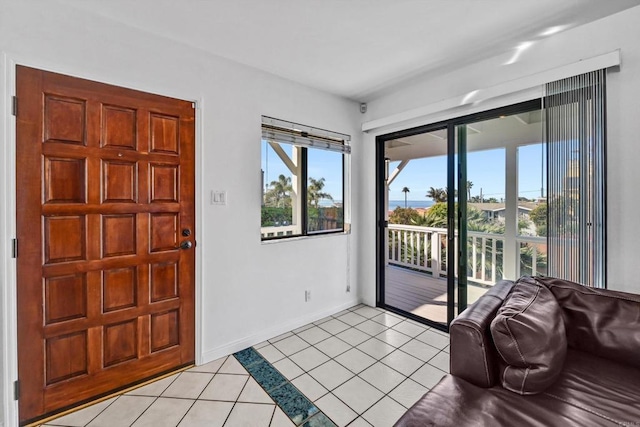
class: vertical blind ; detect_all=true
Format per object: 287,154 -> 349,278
545,69 -> 606,288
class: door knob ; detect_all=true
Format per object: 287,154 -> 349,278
180,241 -> 193,250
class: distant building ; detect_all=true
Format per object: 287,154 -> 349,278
469,202 -> 538,222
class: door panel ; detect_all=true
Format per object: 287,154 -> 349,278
455,108 -> 544,314
16,66 -> 195,424
379,128 -> 452,330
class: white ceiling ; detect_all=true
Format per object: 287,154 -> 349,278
58,0 -> 640,101
386,112 -> 543,162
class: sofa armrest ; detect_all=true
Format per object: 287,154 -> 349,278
449,280 -> 514,388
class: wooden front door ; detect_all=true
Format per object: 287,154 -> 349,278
16,66 -> 196,425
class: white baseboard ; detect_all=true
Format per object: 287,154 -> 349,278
200,298 -> 360,364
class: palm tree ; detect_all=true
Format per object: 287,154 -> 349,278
266,174 -> 292,207
308,177 -> 333,208
426,187 -> 447,203
467,180 -> 473,200
401,187 -> 410,208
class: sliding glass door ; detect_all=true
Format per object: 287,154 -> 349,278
378,71 -> 607,326
377,101 -> 543,329
455,106 -> 545,311
380,127 -> 451,329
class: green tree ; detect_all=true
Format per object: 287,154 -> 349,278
529,203 -> 547,236
389,207 -> 423,225
466,181 -> 473,200
424,202 -> 449,227
423,202 -> 482,228
307,177 -> 333,208
424,202 -> 527,233
261,206 -> 293,227
426,187 -> 447,203
265,174 -> 292,207
401,187 -> 410,208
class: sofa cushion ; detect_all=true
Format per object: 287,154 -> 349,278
490,277 -> 567,394
544,349 -> 640,426
394,350 -> 640,427
394,375 -> 590,427
535,276 -> 640,370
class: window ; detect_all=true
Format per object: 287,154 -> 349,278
260,116 -> 350,240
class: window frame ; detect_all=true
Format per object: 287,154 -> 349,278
305,147 -> 346,236
260,117 -> 350,241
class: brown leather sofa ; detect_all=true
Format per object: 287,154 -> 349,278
395,276 -> 640,427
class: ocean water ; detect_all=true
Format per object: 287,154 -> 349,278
317,199 -> 435,209
389,200 -> 435,210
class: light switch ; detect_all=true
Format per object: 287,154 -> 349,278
211,190 -> 227,205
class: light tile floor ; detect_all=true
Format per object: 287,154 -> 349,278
42,304 -> 449,427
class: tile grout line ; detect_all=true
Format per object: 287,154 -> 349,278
132,369 -> 210,427
217,357 -> 244,427
173,398 -> 198,427
77,396 -> 116,427
43,392 -> 120,427
266,404 -> 278,427
167,364 -> 219,427
128,395 -> 160,427
221,401 -> 238,427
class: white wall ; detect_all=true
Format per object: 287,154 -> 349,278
4,1 -> 639,424
0,1 -> 361,425
358,6 -> 640,305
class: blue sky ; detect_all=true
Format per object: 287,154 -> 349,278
262,141 -> 546,203
261,141 -> 344,201
388,143 -> 546,201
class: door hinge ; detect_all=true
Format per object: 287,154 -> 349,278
12,96 -> 17,116
14,380 -> 19,400
11,238 -> 18,258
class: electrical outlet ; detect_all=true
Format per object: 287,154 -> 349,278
305,290 -> 311,302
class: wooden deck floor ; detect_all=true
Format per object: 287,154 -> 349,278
384,265 -> 489,325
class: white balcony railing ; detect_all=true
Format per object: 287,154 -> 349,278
387,224 -> 449,278
516,235 -> 547,278
388,224 -> 547,286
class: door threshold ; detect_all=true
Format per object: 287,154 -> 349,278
25,364 -> 195,427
